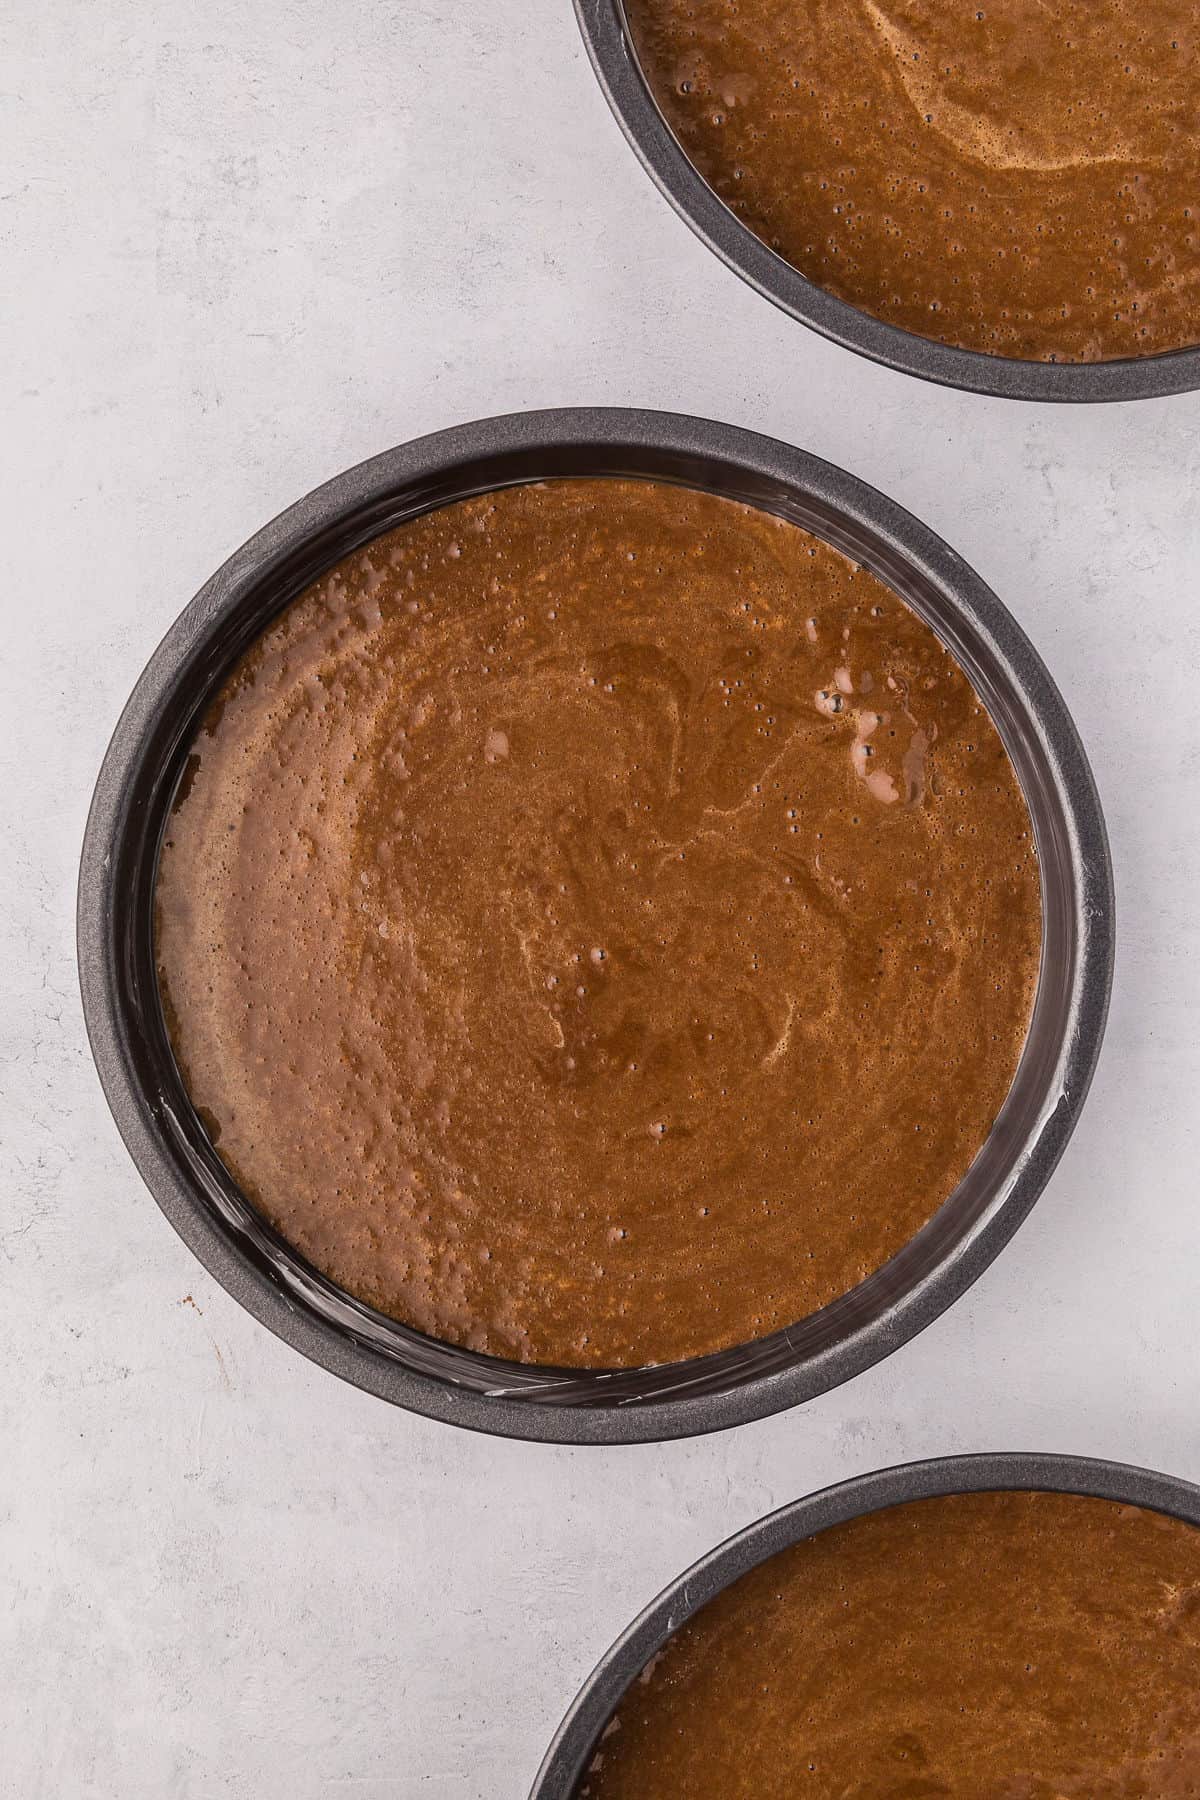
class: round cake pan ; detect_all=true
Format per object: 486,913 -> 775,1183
531,1451 -> 1200,1796
78,407 -> 1113,1444
574,0 -> 1200,403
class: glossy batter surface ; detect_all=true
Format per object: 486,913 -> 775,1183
580,1491 -> 1200,1799
624,0 -> 1200,361
156,479 -> 1039,1367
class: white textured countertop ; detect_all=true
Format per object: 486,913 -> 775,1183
3,3 -> 1199,1794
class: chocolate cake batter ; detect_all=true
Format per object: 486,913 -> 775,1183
623,0 -> 1199,361
155,478 -> 1040,1367
580,1491 -> 1200,1798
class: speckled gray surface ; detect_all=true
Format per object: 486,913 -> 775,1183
3,2 -> 1200,1795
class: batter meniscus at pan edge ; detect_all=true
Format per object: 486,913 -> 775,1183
155,477 -> 1041,1368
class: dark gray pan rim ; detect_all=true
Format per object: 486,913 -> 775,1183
573,0 -> 1200,403
77,407 -> 1113,1444
530,1451 -> 1200,1797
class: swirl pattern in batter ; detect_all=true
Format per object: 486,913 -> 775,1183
155,479 -> 1040,1367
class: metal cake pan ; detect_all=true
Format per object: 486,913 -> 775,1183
574,0 -> 1200,403
531,1451 -> 1200,1797
77,407 -> 1114,1443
